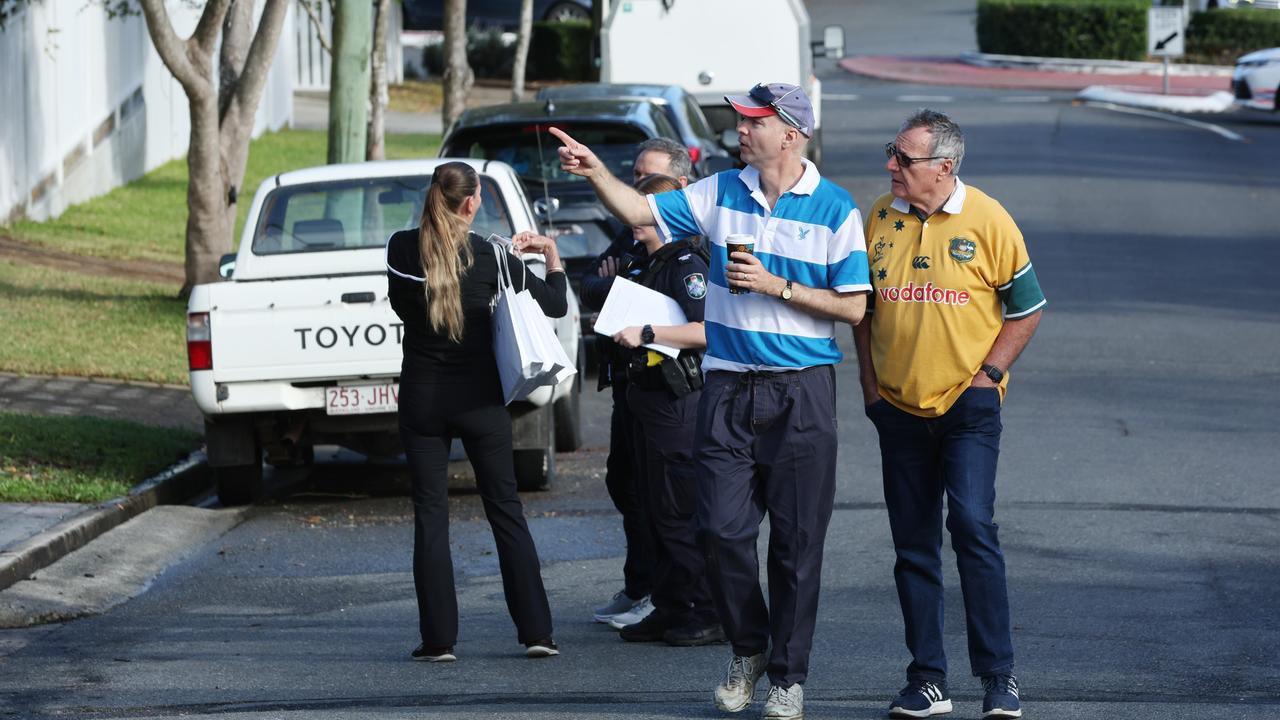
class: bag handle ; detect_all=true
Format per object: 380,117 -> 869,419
488,233 -> 530,294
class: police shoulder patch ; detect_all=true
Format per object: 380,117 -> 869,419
684,273 -> 707,299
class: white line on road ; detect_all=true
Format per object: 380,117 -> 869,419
1083,101 -> 1247,142
998,96 -> 1053,103
897,95 -> 953,103
825,93 -> 860,101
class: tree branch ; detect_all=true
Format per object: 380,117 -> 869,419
136,0 -> 205,90
190,0 -> 234,58
298,0 -> 331,55
230,0 -> 291,126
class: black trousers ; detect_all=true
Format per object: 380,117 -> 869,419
397,377 -> 553,648
628,384 -> 717,626
695,366 -> 839,688
605,380 -> 655,599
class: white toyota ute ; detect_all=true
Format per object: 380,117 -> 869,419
186,159 -> 583,506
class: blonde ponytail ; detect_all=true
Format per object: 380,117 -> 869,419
418,163 -> 478,343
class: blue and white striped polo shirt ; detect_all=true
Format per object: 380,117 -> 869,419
647,159 -> 870,372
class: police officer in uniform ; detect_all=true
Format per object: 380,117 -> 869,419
611,174 -> 724,647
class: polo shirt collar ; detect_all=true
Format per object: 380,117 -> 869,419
890,177 -> 967,216
738,158 -> 820,198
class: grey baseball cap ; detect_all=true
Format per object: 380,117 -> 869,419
724,82 -> 814,137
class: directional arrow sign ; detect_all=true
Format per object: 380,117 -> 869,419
1149,7 -> 1185,58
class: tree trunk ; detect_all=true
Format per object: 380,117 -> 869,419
138,0 -> 291,293
442,0 -> 473,128
367,0 -> 391,161
329,0 -> 372,164
511,0 -> 533,102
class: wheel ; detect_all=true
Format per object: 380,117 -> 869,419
514,407 -> 555,491
543,1 -> 589,23
554,344 -> 584,452
213,461 -> 264,506
1274,84 -> 1279,112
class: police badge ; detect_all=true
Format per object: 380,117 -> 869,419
684,273 -> 707,299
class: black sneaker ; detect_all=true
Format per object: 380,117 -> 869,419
525,638 -> 560,658
410,644 -> 456,662
889,679 -> 951,718
618,610 -> 670,642
663,621 -> 728,647
981,674 -> 1021,719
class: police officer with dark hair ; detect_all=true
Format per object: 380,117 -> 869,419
583,145 -> 694,627
610,173 -> 723,647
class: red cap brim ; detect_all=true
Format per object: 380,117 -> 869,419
726,99 -> 776,118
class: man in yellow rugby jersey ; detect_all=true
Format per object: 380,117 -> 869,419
853,109 -> 1044,720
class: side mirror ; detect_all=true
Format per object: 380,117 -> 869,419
813,25 -> 845,60
719,129 -> 740,151
533,197 -> 560,220
218,253 -> 237,279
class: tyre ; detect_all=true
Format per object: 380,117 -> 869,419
213,461 -> 264,506
543,1 -> 589,23
514,407 -> 555,491
554,344 -> 584,452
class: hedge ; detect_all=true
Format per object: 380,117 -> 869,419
528,20 -> 594,82
977,0 -> 1150,60
1186,8 -> 1280,64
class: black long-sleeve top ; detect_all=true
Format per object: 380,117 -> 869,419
386,229 -> 568,383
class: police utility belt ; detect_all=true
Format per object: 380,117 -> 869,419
627,349 -> 704,397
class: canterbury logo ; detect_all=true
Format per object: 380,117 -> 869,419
877,281 -> 971,306
912,256 -> 930,269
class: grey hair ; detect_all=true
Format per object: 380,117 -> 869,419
901,108 -> 965,174
636,137 -> 693,179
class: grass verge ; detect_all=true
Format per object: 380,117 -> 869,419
5,129 -> 441,264
388,79 -> 444,114
0,411 -> 200,503
0,260 -> 188,384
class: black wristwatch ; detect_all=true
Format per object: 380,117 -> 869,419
641,324 -> 655,345
980,364 -> 1004,383
780,280 -> 794,302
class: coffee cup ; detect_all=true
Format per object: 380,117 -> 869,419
725,233 -> 755,295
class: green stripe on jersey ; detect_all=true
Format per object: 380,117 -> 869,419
999,264 -> 1046,318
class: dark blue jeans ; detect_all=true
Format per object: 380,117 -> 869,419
866,387 -> 1014,681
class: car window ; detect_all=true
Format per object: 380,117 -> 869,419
251,174 -> 514,255
684,96 -> 716,142
444,123 -> 651,185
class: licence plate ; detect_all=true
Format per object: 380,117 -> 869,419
324,383 -> 399,416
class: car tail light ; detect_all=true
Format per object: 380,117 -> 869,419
688,146 -> 702,165
187,312 -> 212,371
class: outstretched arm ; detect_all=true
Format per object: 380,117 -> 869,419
550,127 -> 656,227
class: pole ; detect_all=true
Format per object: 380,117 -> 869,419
1162,56 -> 1170,95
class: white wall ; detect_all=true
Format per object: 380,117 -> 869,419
0,0 -> 295,225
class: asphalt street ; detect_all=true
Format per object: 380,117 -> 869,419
3,1 -> 1280,718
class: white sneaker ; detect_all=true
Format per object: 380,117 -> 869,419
593,590 -> 646,624
607,595 -> 654,629
713,652 -> 766,713
763,683 -> 804,720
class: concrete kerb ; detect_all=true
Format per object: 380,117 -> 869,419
0,450 -> 210,593
960,51 -> 1235,78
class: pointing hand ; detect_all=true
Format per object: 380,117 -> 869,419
549,127 -> 602,178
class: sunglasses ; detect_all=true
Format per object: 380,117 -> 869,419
884,142 -> 949,168
749,84 -> 805,132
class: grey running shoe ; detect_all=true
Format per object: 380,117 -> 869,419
593,590 -> 645,623
524,638 -> 560,658
763,683 -> 804,720
607,595 -> 655,629
713,652 -> 766,712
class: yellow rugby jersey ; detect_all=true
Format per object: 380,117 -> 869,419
864,180 -> 1045,418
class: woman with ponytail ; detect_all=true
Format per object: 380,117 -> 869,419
385,161 -> 567,663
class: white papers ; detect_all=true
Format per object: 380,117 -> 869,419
593,277 -> 687,358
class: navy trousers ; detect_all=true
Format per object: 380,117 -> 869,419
866,387 -> 1014,681
606,380 -> 655,600
695,366 -> 838,688
628,385 -> 718,626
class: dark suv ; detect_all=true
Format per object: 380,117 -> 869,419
440,98 -> 685,296
535,83 -> 732,177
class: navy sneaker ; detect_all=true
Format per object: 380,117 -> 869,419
888,679 -> 952,718
410,644 -> 456,662
981,674 -> 1022,719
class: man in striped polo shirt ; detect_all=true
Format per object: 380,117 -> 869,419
854,109 -> 1044,720
552,82 -> 869,720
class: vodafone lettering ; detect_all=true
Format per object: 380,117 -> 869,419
877,282 -> 970,306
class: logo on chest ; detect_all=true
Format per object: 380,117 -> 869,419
949,237 -> 976,263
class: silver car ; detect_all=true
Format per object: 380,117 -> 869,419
1232,47 -> 1280,111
